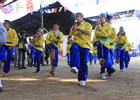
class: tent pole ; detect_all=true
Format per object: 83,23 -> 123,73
40,3 -> 43,28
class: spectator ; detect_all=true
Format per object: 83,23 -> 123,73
0,21 -> 7,92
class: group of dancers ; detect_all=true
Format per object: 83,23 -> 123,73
67,12 -> 131,85
0,12 -> 132,89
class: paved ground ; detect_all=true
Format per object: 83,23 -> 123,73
0,56 -> 140,100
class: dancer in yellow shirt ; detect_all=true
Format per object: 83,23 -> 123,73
0,20 -> 18,73
68,12 -> 92,86
46,22 -> 64,76
93,13 -> 112,79
30,29 -> 44,73
106,14 -> 116,76
116,26 -> 128,71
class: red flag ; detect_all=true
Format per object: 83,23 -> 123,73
26,0 -> 33,12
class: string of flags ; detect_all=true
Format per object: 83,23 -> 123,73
39,6 -> 67,14
0,2 -> 67,15
0,0 -> 108,15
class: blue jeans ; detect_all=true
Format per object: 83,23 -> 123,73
95,41 -> 111,73
70,43 -> 89,81
109,48 -> 114,69
0,45 -> 14,73
66,53 -> 70,64
124,51 -> 130,68
88,52 -> 93,64
30,48 -> 43,71
116,46 -> 125,70
93,55 -> 97,64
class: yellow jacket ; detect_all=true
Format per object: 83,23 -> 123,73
125,42 -> 132,51
94,22 -> 112,48
66,44 -> 71,53
89,44 -> 94,53
34,36 -> 44,51
110,27 -> 117,49
116,35 -> 128,50
58,44 -> 62,52
93,49 -> 98,55
46,30 -> 63,48
69,21 -> 92,49
5,28 -> 18,46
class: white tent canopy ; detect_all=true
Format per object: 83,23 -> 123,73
0,0 -> 140,22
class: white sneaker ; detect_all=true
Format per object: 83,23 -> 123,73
80,81 -> 86,86
101,73 -> 106,80
120,69 -> 124,72
70,67 -> 78,74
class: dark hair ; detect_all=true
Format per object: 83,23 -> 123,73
53,22 -> 60,27
4,20 -> 11,24
117,31 -> 125,36
29,38 -> 32,40
76,12 -> 84,17
20,30 -> 26,35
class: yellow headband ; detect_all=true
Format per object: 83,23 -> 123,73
119,27 -> 124,31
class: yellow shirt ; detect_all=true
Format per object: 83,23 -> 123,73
69,21 -> 92,49
110,27 -> 117,49
34,36 -> 44,51
5,28 -> 18,46
125,42 -> 132,51
89,44 -> 94,53
32,38 -> 36,46
93,49 -> 98,55
58,44 -> 62,52
116,35 -> 128,50
94,22 -> 112,48
66,44 -> 71,53
46,30 -> 64,48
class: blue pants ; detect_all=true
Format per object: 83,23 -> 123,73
0,45 -> 14,73
70,43 -> 89,81
109,49 -> 114,69
30,48 -> 43,71
66,53 -> 70,64
46,45 -> 59,67
124,51 -> 130,68
88,52 -> 93,64
30,48 -> 37,66
116,46 -> 125,70
95,41 -> 111,73
93,55 -> 97,64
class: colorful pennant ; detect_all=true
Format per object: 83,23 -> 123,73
26,0 -> 33,12
1,4 -> 14,14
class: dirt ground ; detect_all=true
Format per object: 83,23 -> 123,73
0,56 -> 140,100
